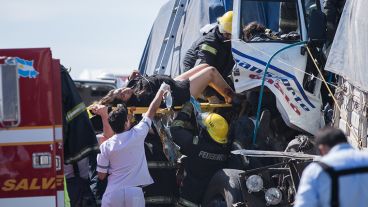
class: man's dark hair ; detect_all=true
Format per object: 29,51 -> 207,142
108,105 -> 128,134
315,127 -> 347,147
243,22 -> 266,41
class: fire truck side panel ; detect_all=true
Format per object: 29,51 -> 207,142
0,144 -> 61,197
0,48 -> 59,206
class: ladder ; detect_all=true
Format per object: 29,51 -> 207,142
154,0 -> 189,75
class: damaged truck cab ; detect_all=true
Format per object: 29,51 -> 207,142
231,0 -> 325,135
198,1 -> 327,206
139,0 -> 328,206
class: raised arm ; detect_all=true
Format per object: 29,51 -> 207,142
91,104 -> 114,139
145,83 -> 170,120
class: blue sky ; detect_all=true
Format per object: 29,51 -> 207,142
0,0 -> 168,79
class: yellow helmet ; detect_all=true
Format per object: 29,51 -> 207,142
202,113 -> 229,144
218,11 -> 233,34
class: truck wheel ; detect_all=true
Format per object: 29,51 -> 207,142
202,169 -> 244,207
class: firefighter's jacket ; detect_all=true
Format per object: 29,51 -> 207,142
170,107 -> 229,204
182,26 -> 234,78
183,130 -> 228,179
170,109 -> 229,180
61,67 -> 98,164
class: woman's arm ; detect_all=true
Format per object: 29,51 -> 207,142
145,83 -> 170,119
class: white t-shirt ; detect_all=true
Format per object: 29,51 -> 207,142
97,116 -> 154,194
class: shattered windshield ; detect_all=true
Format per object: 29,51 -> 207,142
240,0 -> 301,42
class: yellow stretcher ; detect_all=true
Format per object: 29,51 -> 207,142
87,103 -> 232,132
130,103 -> 232,114
87,103 -> 232,117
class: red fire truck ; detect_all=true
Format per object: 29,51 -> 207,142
0,48 -> 64,207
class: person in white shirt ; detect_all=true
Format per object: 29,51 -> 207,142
294,127 -> 368,207
93,83 -> 170,207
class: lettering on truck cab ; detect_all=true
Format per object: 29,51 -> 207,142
236,58 -> 312,116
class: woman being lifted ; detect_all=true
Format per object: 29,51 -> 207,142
98,64 -> 237,107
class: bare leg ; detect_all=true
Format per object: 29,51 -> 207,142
188,66 -> 234,103
174,64 -> 210,81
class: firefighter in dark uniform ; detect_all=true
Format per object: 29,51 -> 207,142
183,10 -> 234,77
324,0 -> 346,44
170,102 -> 230,206
183,11 -> 234,103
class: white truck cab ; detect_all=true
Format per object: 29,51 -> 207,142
232,0 -> 325,135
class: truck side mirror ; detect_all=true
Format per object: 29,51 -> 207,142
0,62 -> 21,127
308,9 -> 327,48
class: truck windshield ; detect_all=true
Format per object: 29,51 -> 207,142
240,0 -> 301,42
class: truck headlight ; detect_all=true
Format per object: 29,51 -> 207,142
245,175 -> 263,192
265,188 -> 282,205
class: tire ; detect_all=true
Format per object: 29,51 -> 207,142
202,169 -> 244,207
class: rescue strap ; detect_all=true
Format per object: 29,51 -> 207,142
190,96 -> 202,113
178,197 -> 200,207
66,102 -> 86,122
148,161 -> 177,169
190,96 -> 205,129
145,196 -> 176,204
316,161 -> 368,207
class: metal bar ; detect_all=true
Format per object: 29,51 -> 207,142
124,103 -> 232,114
232,149 -> 319,160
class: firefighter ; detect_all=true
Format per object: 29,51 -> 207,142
182,11 -> 234,103
170,102 -> 230,206
61,65 -> 98,207
183,11 -> 234,77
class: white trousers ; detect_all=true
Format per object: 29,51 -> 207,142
102,186 -> 145,207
